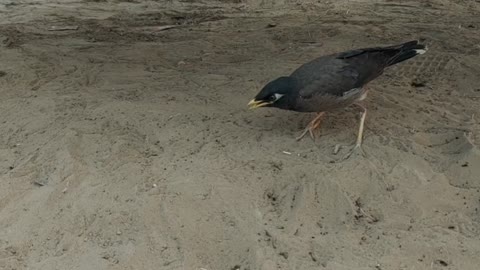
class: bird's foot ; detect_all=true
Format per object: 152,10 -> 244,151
296,126 -> 315,141
342,143 -> 366,160
296,113 -> 324,141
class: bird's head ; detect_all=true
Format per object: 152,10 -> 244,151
248,76 -> 297,110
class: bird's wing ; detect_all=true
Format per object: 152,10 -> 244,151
292,58 -> 363,98
297,73 -> 360,99
336,40 -> 421,62
292,40 -> 425,99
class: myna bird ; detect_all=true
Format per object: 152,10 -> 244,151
248,40 -> 426,156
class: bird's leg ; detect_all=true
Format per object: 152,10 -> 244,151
296,112 -> 326,141
354,103 -> 367,146
343,103 -> 367,159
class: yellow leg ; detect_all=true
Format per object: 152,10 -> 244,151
296,112 -> 326,141
355,103 -> 367,147
343,104 -> 367,159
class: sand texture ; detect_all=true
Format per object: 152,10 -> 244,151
1,0 -> 480,269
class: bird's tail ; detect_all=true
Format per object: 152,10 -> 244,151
385,40 -> 427,66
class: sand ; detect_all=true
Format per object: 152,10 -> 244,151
1,0 -> 480,269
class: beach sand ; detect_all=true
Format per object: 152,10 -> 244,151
1,0 -> 480,269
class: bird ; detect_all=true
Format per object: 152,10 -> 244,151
248,40 -> 426,157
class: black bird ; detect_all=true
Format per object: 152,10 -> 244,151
248,40 -> 426,156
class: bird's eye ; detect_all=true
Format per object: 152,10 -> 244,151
268,93 -> 284,102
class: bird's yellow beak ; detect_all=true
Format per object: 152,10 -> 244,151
248,99 -> 269,109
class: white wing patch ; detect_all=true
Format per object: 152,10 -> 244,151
342,88 -> 362,98
415,49 -> 426,55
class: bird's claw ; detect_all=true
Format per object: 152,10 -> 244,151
342,144 -> 365,160
296,127 -> 315,141
296,114 -> 324,141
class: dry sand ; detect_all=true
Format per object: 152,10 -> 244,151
1,0 -> 480,269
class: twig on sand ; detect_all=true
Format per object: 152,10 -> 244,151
62,181 -> 70,193
48,26 -> 79,31
333,144 -> 341,155
134,25 -> 179,32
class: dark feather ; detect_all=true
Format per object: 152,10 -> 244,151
290,40 -> 425,99
250,40 -> 426,113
